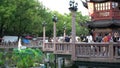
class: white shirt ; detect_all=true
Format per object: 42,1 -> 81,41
87,35 -> 93,43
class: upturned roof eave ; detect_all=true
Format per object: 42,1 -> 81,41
88,19 -> 120,28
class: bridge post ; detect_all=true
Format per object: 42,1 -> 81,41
42,21 -> 46,51
109,42 -> 114,59
69,0 -> 78,61
52,15 -> 58,68
52,15 -> 57,51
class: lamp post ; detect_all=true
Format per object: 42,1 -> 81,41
63,22 -> 66,39
69,0 -> 78,60
42,21 -> 46,51
42,21 -> 50,68
52,15 -> 58,48
52,15 -> 58,68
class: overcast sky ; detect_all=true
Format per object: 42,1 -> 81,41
38,0 -> 89,16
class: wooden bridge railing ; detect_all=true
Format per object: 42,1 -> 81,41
112,9 -> 120,19
93,10 -> 111,20
93,10 -> 120,20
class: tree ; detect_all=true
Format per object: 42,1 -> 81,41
76,12 -> 90,35
0,0 -> 17,37
0,0 -> 51,37
0,0 -> 90,37
51,11 -> 90,37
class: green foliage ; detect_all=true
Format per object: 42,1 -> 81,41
49,54 -> 56,68
12,48 -> 44,68
0,52 -> 4,66
45,53 -> 55,68
0,0 -> 51,37
75,12 -> 90,35
50,11 -> 90,36
0,0 -> 90,37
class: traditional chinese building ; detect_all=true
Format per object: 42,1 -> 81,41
82,0 -> 120,41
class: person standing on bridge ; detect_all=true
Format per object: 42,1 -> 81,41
102,33 -> 109,42
65,35 -> 70,42
86,33 -> 93,43
102,33 -> 109,56
113,32 -> 119,42
96,33 -> 102,42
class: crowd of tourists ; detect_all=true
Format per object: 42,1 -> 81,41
80,32 -> 120,43
48,32 -> 120,43
95,32 -> 120,42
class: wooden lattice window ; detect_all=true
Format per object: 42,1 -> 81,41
95,2 -> 110,11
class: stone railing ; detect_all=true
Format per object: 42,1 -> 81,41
43,42 -> 54,52
54,42 -> 72,55
74,42 -> 120,58
43,42 -> 120,62
73,42 -> 120,62
43,42 -> 72,55
0,40 -> 42,48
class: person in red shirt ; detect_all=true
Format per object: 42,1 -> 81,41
107,33 -> 112,42
102,33 -> 109,56
103,33 -> 108,42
